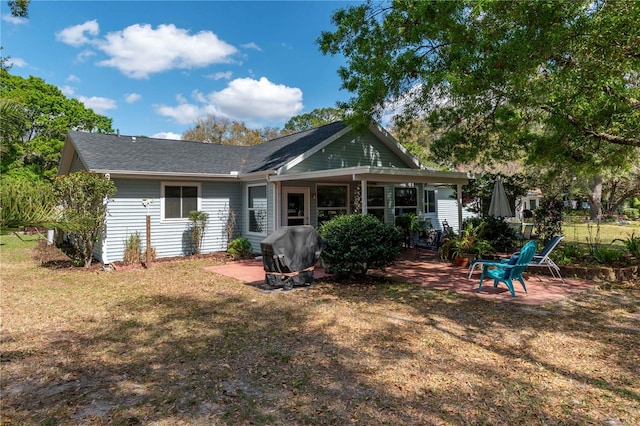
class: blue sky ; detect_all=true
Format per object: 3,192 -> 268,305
2,0 -> 358,139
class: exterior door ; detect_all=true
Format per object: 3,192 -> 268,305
282,187 -> 310,226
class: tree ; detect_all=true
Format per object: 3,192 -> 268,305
318,0 -> 640,219
8,0 -> 30,18
54,172 -> 117,268
0,70 -> 113,181
182,115 -> 264,145
0,177 -> 58,232
283,107 -> 345,133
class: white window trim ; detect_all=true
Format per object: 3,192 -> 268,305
424,188 -> 437,214
247,183 -> 268,236
160,181 -> 202,222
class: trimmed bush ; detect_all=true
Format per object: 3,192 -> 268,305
228,237 -> 252,258
319,214 -> 403,279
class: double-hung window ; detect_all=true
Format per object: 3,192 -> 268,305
248,185 -> 267,234
367,186 -> 386,221
163,183 -> 199,220
394,187 -> 417,217
317,184 -> 348,225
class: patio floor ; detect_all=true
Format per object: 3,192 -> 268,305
204,251 -> 598,305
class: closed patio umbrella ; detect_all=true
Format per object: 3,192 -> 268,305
488,176 -> 512,218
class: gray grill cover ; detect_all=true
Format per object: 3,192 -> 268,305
260,225 -> 324,290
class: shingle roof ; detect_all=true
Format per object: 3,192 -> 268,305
66,121 -> 349,176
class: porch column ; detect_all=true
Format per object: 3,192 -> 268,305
456,183 -> 463,232
360,179 -> 368,215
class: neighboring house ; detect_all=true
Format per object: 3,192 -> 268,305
58,121 -> 471,264
516,189 -> 544,220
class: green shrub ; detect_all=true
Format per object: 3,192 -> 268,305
228,237 -> 252,258
123,232 -> 141,265
592,247 -> 625,264
319,214 -> 403,279
467,216 -> 516,253
613,232 -> 640,260
535,197 -> 564,245
551,244 -> 583,266
188,210 -> 209,255
622,208 -> 639,220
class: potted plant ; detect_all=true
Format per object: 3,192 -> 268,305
439,221 -> 494,267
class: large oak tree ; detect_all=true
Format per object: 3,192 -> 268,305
319,0 -> 640,218
0,70 -> 113,181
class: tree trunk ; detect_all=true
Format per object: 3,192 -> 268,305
588,176 -> 603,221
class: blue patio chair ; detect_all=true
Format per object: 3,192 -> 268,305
478,240 -> 538,297
527,235 -> 565,283
467,235 -> 565,280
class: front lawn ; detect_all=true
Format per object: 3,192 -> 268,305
1,234 -> 639,425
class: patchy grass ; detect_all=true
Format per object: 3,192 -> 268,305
1,234 -> 639,425
562,221 -> 640,247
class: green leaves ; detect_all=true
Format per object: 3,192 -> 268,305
0,69 -> 113,181
318,0 -> 640,173
54,172 -> 117,267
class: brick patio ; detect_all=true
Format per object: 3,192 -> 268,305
204,251 -> 599,305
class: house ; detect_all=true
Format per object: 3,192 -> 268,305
58,121 -> 472,264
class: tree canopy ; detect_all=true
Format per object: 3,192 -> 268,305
283,107 -> 345,133
318,0 -> 640,173
182,115 -> 278,145
0,69 -> 113,181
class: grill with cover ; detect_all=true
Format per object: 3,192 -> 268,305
260,225 -> 324,290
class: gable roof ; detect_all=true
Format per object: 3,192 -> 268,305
60,121 -> 351,178
59,121 -> 468,185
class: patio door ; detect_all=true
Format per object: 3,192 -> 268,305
282,187 -> 309,226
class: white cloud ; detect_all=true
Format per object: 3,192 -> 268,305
76,49 -> 96,62
210,77 -> 303,121
124,93 -> 142,104
152,132 -> 182,140
56,20 -> 100,47
155,77 -> 304,125
59,85 -> 76,96
6,57 -> 26,67
191,90 -> 207,104
205,71 -> 233,80
77,95 -> 117,114
241,42 -> 261,51
154,102 -> 216,125
96,23 -> 238,79
2,14 -> 28,25
66,74 -> 80,83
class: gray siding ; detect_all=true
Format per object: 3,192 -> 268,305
285,129 -> 409,174
103,178 -> 241,263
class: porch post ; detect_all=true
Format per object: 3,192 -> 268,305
361,179 -> 368,215
456,183 -> 463,232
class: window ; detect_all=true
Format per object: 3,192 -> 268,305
163,183 -> 199,219
317,185 -> 348,224
248,185 -> 267,234
394,187 -> 417,216
367,186 -> 386,221
424,189 -> 436,213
